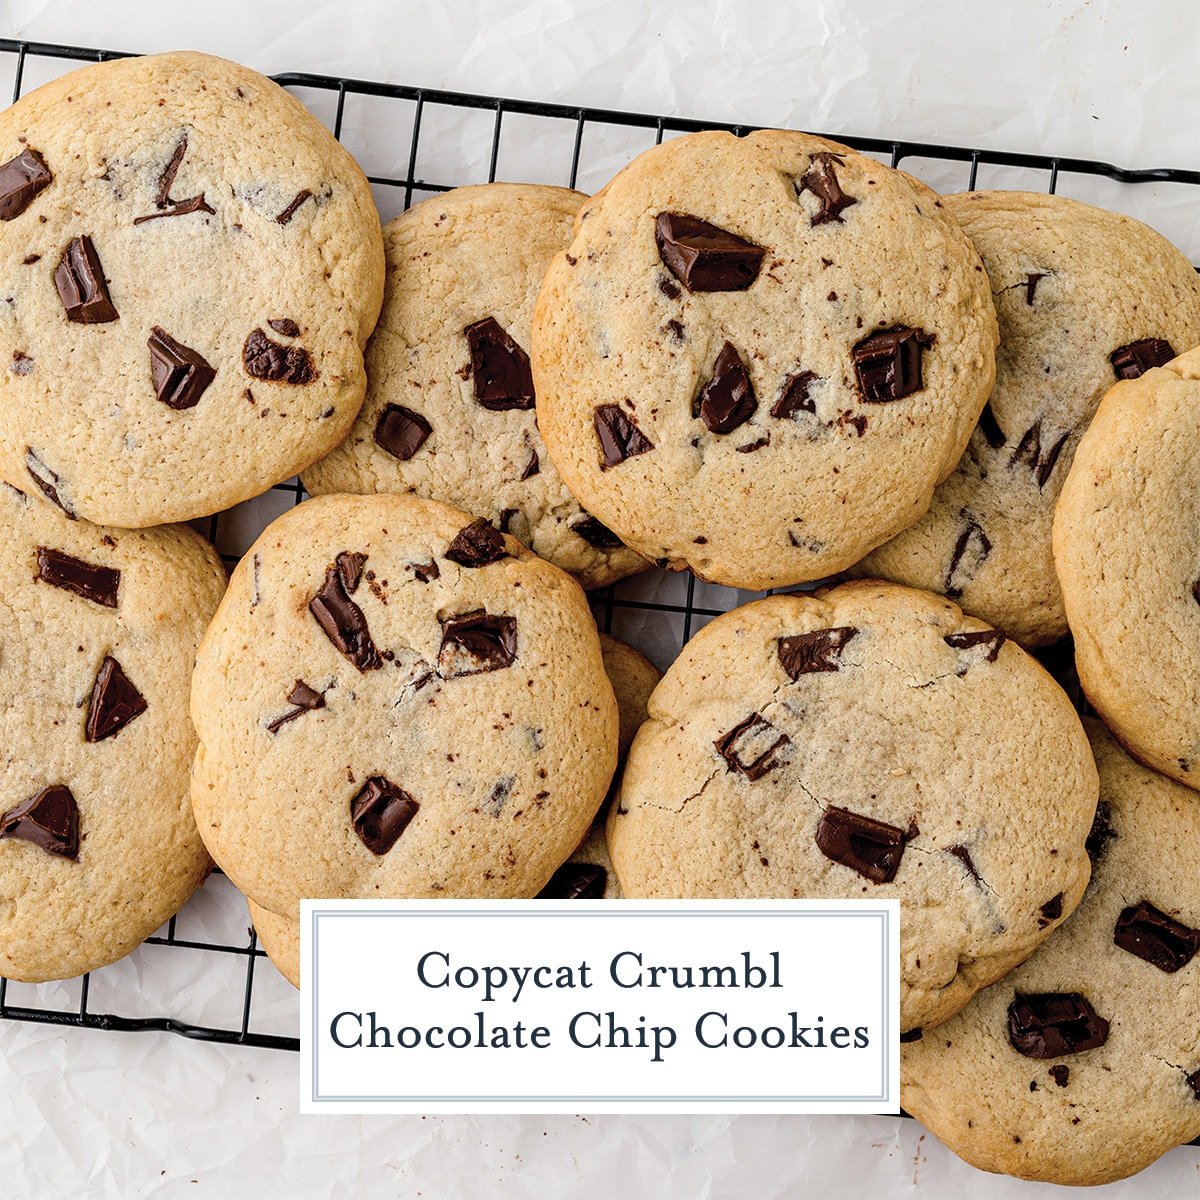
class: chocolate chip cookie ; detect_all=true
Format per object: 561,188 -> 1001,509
302,183 -> 646,588
0,51 -> 384,527
192,492 -> 618,921
903,720 -> 1200,1185
858,192 -> 1200,645
0,482 -> 226,981
531,130 -> 998,589
248,631 -> 649,987
607,580 -> 1098,1031
598,631 -> 660,758
1055,346 -> 1200,787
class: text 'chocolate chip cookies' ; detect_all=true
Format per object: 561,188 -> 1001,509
1055,346 -> 1200,787
607,580 -> 1098,1031
0,483 -> 226,981
190,493 -> 618,921
859,192 -> 1200,645
903,722 -> 1200,1186
0,52 -> 384,527
531,130 -> 998,589
303,183 -> 646,589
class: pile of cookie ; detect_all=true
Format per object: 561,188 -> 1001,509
0,51 -> 1197,1186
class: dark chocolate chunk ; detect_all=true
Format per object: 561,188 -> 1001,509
1009,418 -> 1069,489
943,629 -> 1006,662
497,509 -> 518,534
815,806 -> 907,884
148,326 -> 216,410
594,404 -> 654,469
948,843 -> 983,885
155,135 -> 189,206
243,328 -> 316,385
375,404 -> 431,460
25,448 -> 74,518
572,515 -> 624,550
54,236 -> 118,324
464,317 -> 535,411
796,152 -> 858,226
437,610 -> 517,678
519,448 -> 540,480
1111,338 -> 1175,380
944,519 -> 992,599
1038,893 -> 1064,927
268,318 -> 300,337
0,784 -> 79,860
654,211 -> 765,292
133,194 -> 214,224
336,551 -> 366,593
777,627 -> 858,678
0,148 -> 52,220
978,403 -> 1006,449
852,327 -> 933,402
1186,1067 -> 1200,1100
693,342 -> 757,434
771,370 -> 819,419
288,680 -> 325,709
84,656 -> 147,742
1113,900 -> 1200,973
276,188 -> 313,225
1049,1065 -> 1070,1088
445,519 -> 509,567
1023,273 -> 1046,305
899,1027 -> 923,1043
410,560 -> 440,583
35,547 -> 119,607
736,435 -> 770,453
266,679 -> 326,733
537,862 -> 607,900
309,561 -> 381,672
1085,801 -> 1117,865
350,776 -> 419,855
1007,992 -> 1109,1058
714,713 -> 790,780
659,276 -> 681,300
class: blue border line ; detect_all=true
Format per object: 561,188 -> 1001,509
309,906 -> 894,1106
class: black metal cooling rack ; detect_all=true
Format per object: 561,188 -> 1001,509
0,35 -> 1197,1058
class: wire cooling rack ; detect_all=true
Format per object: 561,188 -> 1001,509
1,36 -> 1198,1058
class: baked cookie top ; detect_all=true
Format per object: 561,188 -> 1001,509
859,191 -> 1200,645
607,580 -> 1097,1031
902,720 -> 1200,1186
531,129 -> 998,590
598,631 -> 660,758
1055,346 -> 1200,787
0,51 -> 384,527
303,184 -> 645,589
0,482 -> 226,981
191,492 -> 617,918
249,630 -> 650,987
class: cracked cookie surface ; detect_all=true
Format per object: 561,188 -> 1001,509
192,492 -> 617,919
303,184 -> 645,589
902,720 -> 1200,1186
0,482 -> 226,981
1055,346 -> 1200,787
531,129 -> 998,590
0,51 -> 384,526
248,631 -> 650,987
859,192 -> 1200,645
607,579 -> 1097,1030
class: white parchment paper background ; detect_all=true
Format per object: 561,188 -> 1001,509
3,1 -> 1200,1196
